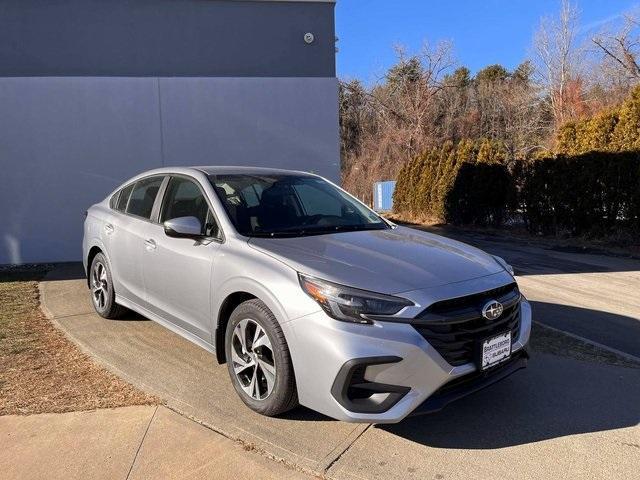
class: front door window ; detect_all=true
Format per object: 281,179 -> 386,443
161,177 -> 219,238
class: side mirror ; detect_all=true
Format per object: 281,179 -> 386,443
163,216 -> 203,238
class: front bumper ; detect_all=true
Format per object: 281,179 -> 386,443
284,297 -> 532,423
409,348 -> 528,416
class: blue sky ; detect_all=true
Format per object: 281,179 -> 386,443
336,0 -> 639,82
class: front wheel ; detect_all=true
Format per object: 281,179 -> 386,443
225,299 -> 298,416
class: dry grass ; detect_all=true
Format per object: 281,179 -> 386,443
0,267 -> 157,415
385,212 -> 442,227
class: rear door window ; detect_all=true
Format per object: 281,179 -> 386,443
126,176 -> 164,220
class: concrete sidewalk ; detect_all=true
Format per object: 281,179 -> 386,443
0,405 -> 309,480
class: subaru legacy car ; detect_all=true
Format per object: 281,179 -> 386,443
82,167 -> 531,423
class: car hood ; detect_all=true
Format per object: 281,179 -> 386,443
248,226 -> 504,294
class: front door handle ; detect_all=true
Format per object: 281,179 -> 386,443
104,223 -> 114,235
144,239 -> 157,251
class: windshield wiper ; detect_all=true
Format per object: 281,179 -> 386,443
250,223 -> 388,238
249,231 -> 308,238
334,224 -> 388,232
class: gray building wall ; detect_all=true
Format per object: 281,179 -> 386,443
0,0 -> 338,264
0,0 -> 335,77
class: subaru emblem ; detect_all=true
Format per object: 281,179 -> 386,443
482,300 -> 503,321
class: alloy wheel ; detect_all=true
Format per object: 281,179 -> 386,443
231,318 -> 277,400
91,261 -> 109,311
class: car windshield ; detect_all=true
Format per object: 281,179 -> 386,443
208,174 -> 389,237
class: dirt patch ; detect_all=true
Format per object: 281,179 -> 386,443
530,322 -> 640,369
0,266 -> 157,415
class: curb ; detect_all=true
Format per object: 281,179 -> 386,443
535,321 -> 640,366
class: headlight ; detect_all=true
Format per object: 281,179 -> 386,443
492,255 -> 515,276
298,274 -> 413,324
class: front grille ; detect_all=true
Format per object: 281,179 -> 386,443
412,283 -> 521,366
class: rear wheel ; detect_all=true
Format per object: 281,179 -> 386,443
225,299 -> 298,416
89,252 -> 127,319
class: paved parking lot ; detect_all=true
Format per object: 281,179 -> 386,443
39,233 -> 640,479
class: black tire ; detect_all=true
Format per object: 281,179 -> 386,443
89,252 -> 127,319
225,299 -> 298,416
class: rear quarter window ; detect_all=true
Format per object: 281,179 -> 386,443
115,184 -> 134,212
109,191 -> 120,209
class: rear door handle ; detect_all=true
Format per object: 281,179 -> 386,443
144,239 -> 157,251
104,223 -> 114,235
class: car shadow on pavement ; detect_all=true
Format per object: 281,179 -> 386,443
279,406 -> 335,422
381,322 -> 640,449
114,310 -> 149,321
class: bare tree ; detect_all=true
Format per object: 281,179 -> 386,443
503,62 -> 551,157
378,41 -> 456,158
592,13 -> 640,81
533,0 -> 582,128
341,41 -> 456,203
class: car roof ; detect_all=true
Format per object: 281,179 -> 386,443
110,166 -> 321,194
192,166 -> 316,177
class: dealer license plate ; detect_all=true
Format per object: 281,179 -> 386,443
481,331 -> 512,370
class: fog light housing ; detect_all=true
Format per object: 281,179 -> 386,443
331,356 -> 410,414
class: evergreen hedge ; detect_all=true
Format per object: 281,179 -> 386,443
394,147 -> 640,235
393,86 -> 640,237
521,152 -> 640,235
393,139 -> 514,226
556,85 -> 640,155
522,86 -> 640,235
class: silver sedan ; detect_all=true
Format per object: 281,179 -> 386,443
82,166 -> 531,423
